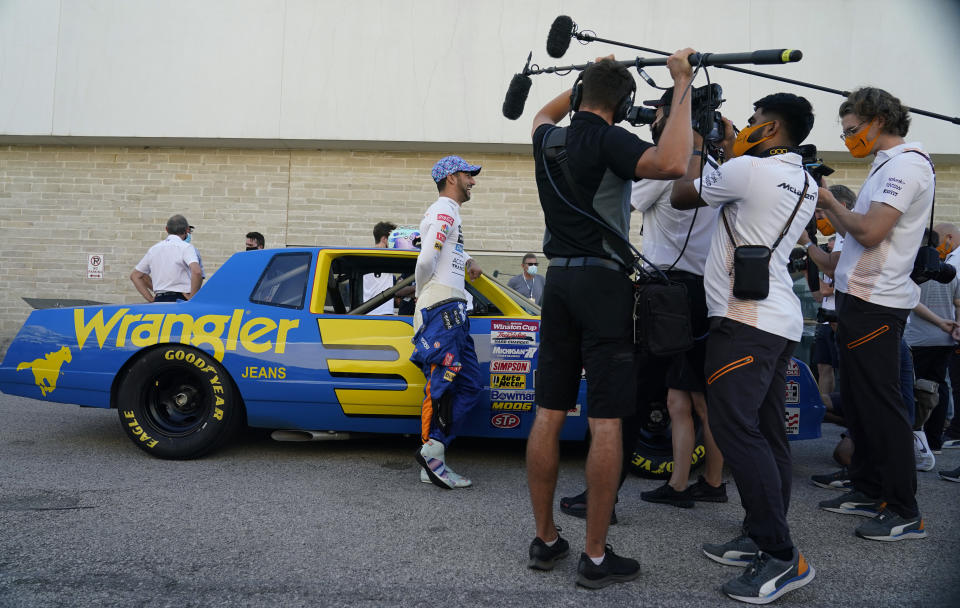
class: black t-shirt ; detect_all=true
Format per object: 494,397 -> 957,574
533,112 -> 652,263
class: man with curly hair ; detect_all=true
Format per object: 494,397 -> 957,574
816,87 -> 934,541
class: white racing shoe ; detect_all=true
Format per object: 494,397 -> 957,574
419,468 -> 472,488
914,430 -> 936,472
415,439 -> 472,489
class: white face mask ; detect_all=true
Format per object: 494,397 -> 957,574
526,264 -> 538,275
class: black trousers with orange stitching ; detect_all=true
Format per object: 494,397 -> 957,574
836,292 -> 918,518
704,317 -> 796,554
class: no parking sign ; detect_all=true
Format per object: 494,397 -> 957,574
87,254 -> 104,279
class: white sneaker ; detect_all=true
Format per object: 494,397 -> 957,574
914,430 -> 936,472
415,440 -> 471,489
419,467 -> 472,488
942,437 -> 960,450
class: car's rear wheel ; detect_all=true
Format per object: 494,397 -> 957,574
628,396 -> 706,480
116,346 -> 241,459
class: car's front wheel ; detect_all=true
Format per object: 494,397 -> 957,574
116,346 -> 242,459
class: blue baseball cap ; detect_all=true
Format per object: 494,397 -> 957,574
431,155 -> 482,183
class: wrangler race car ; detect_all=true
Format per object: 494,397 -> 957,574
0,247 -> 824,465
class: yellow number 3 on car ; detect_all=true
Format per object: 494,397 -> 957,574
317,318 -> 424,416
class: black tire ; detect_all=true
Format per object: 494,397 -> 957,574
116,345 -> 242,459
628,395 -> 706,480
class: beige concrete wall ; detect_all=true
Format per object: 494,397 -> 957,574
2,144 -> 959,355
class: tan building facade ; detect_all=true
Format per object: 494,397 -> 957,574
2,144 -> 958,354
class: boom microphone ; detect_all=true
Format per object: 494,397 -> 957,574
502,73 -> 533,120
546,15 -> 575,58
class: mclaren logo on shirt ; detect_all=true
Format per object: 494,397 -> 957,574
776,182 -> 816,201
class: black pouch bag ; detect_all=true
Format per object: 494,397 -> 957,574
721,171 -> 809,301
633,278 -> 694,357
732,245 -> 772,300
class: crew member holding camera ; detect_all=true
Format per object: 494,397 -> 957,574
672,93 -> 817,604
633,90 -> 726,508
816,88 -> 934,541
525,51 -> 694,589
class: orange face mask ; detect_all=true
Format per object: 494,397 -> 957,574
817,218 -> 836,236
937,240 -> 954,260
732,121 -> 774,157
844,118 -> 879,158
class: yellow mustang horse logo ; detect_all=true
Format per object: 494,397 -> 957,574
16,346 -> 72,397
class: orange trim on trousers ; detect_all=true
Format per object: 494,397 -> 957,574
707,355 -> 755,385
846,325 -> 889,350
421,366 -> 435,443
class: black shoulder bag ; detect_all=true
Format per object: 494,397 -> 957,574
721,171 -> 809,300
541,126 -> 693,357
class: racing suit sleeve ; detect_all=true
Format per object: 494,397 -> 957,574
415,213 -> 456,289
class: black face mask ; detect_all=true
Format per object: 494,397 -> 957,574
246,246 -> 258,251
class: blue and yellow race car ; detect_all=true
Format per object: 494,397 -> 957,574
0,247 -> 824,464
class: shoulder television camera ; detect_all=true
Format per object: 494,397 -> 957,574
626,83 -> 725,143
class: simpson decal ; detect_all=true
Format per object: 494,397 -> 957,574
490,359 -> 531,373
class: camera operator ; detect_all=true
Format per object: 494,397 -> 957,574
672,93 -> 817,603
525,50 -> 694,589
633,90 -> 726,508
815,87 -> 933,542
557,90 -> 726,521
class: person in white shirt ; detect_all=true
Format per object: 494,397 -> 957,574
130,214 -> 203,303
363,221 -> 399,315
816,87 -> 933,542
411,156 -> 483,490
632,93 -> 726,509
672,92 -> 817,603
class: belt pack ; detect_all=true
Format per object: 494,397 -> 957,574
633,278 -> 694,357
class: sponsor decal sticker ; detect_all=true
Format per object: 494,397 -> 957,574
786,360 -> 799,376
491,345 -> 538,359
491,413 -> 520,429
491,374 -> 526,389
785,381 -> 799,404
491,320 -> 540,332
492,402 -> 532,412
73,308 -> 299,362
442,352 -> 454,367
490,389 -> 535,402
436,232 -> 446,243
437,213 -> 455,225
491,330 -> 537,345
785,407 -> 800,435
16,346 -> 72,397
490,359 -> 531,373
567,403 -> 582,417
443,370 -> 456,382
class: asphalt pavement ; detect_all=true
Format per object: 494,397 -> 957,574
0,393 -> 958,607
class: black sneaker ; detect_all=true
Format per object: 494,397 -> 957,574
939,466 -> 960,482
702,534 -> 759,567
575,544 -> 641,589
640,482 -> 694,508
528,530 -> 570,571
558,490 -> 618,525
722,549 -> 815,604
818,490 -> 885,517
811,467 -> 852,491
687,476 -> 728,502
854,508 -> 927,542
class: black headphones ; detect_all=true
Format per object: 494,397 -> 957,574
569,71 -> 636,124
